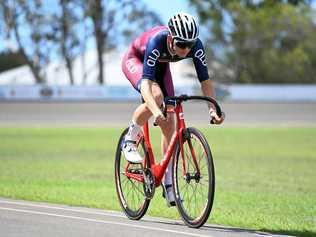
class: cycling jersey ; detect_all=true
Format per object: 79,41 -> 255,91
122,26 -> 210,97
140,26 -> 209,82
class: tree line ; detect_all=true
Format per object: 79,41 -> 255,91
189,0 -> 316,83
0,0 -> 162,84
1,0 -> 316,84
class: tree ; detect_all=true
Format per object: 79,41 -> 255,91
55,0 -> 81,85
0,51 -> 27,73
1,0 -> 84,85
0,0 -> 162,85
120,2 -> 163,44
189,0 -> 316,83
0,0 -> 48,83
84,0 -> 162,85
85,0 -> 105,84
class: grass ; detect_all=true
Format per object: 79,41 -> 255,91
0,127 -> 315,236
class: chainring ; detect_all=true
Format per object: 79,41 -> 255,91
143,168 -> 155,199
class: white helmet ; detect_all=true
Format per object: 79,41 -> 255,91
168,13 -> 199,41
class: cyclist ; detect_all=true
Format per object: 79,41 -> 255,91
121,12 -> 225,206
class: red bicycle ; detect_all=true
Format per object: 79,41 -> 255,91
115,95 -> 223,228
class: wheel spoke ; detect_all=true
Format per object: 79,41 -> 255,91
115,130 -> 150,220
129,179 -> 145,196
174,128 -> 215,227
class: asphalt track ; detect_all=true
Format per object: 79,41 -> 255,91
1,101 -> 314,237
0,198 -> 293,237
0,101 -> 316,127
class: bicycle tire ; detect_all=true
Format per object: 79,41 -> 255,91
114,128 -> 150,220
173,127 -> 215,228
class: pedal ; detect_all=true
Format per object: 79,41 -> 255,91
128,168 -> 142,174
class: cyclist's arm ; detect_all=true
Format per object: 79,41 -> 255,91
201,79 -> 216,110
140,79 -> 164,118
201,79 -> 225,123
191,39 -> 224,123
190,39 -> 215,109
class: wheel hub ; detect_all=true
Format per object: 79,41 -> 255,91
185,172 -> 201,184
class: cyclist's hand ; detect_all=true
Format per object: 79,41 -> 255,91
209,107 -> 225,125
154,112 -> 167,126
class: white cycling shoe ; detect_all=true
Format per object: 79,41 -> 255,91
122,140 -> 143,163
162,184 -> 176,207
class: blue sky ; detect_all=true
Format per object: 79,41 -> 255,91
2,0 -> 316,52
144,0 -> 316,24
142,0 -> 196,24
0,1 -> 195,52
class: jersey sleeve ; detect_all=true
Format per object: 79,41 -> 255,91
191,39 -> 210,82
142,36 -> 163,81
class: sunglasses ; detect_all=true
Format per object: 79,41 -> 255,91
174,39 -> 197,49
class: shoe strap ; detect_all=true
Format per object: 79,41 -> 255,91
125,140 -> 137,144
164,184 -> 172,190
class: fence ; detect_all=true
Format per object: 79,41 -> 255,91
0,84 -> 316,102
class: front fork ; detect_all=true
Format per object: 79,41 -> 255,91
180,128 -> 201,183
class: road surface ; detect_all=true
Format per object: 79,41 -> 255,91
0,101 -> 315,127
0,198 -> 294,237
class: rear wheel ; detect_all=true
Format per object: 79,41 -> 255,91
115,128 -> 150,220
173,127 -> 215,228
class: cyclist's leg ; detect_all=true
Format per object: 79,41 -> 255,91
160,64 -> 175,167
122,50 -> 165,126
122,51 -> 147,162
122,49 -> 143,92
162,64 -> 175,98
154,63 -> 175,150
157,64 -> 176,205
121,51 -> 165,162
132,83 -> 164,125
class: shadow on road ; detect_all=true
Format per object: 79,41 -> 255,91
260,228 -> 315,237
142,218 -> 314,237
141,218 -> 272,236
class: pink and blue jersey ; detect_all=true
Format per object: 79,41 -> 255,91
122,26 -> 210,97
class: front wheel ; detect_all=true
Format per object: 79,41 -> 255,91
173,127 -> 215,228
114,128 -> 150,220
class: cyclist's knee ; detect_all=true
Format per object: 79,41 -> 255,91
160,115 -> 175,133
152,90 -> 163,107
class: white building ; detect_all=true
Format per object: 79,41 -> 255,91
1,50 -> 316,101
0,49 -> 198,100
0,49 -> 198,87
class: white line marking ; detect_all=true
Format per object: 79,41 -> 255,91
0,199 -> 179,225
0,199 -> 123,218
0,207 -> 214,237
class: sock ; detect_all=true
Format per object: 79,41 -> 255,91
163,161 -> 173,186
125,120 -> 142,142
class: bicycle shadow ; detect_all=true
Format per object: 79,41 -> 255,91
206,225 -> 316,237
259,229 -> 315,237
140,218 -> 310,237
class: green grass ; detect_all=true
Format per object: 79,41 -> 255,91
0,127 -> 315,236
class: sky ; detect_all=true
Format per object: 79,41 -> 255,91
0,0 -> 195,52
2,0 -> 316,52
142,0 -> 196,24
144,0 -> 316,25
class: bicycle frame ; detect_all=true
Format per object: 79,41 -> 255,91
116,94 -> 221,227
124,101 -> 201,187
